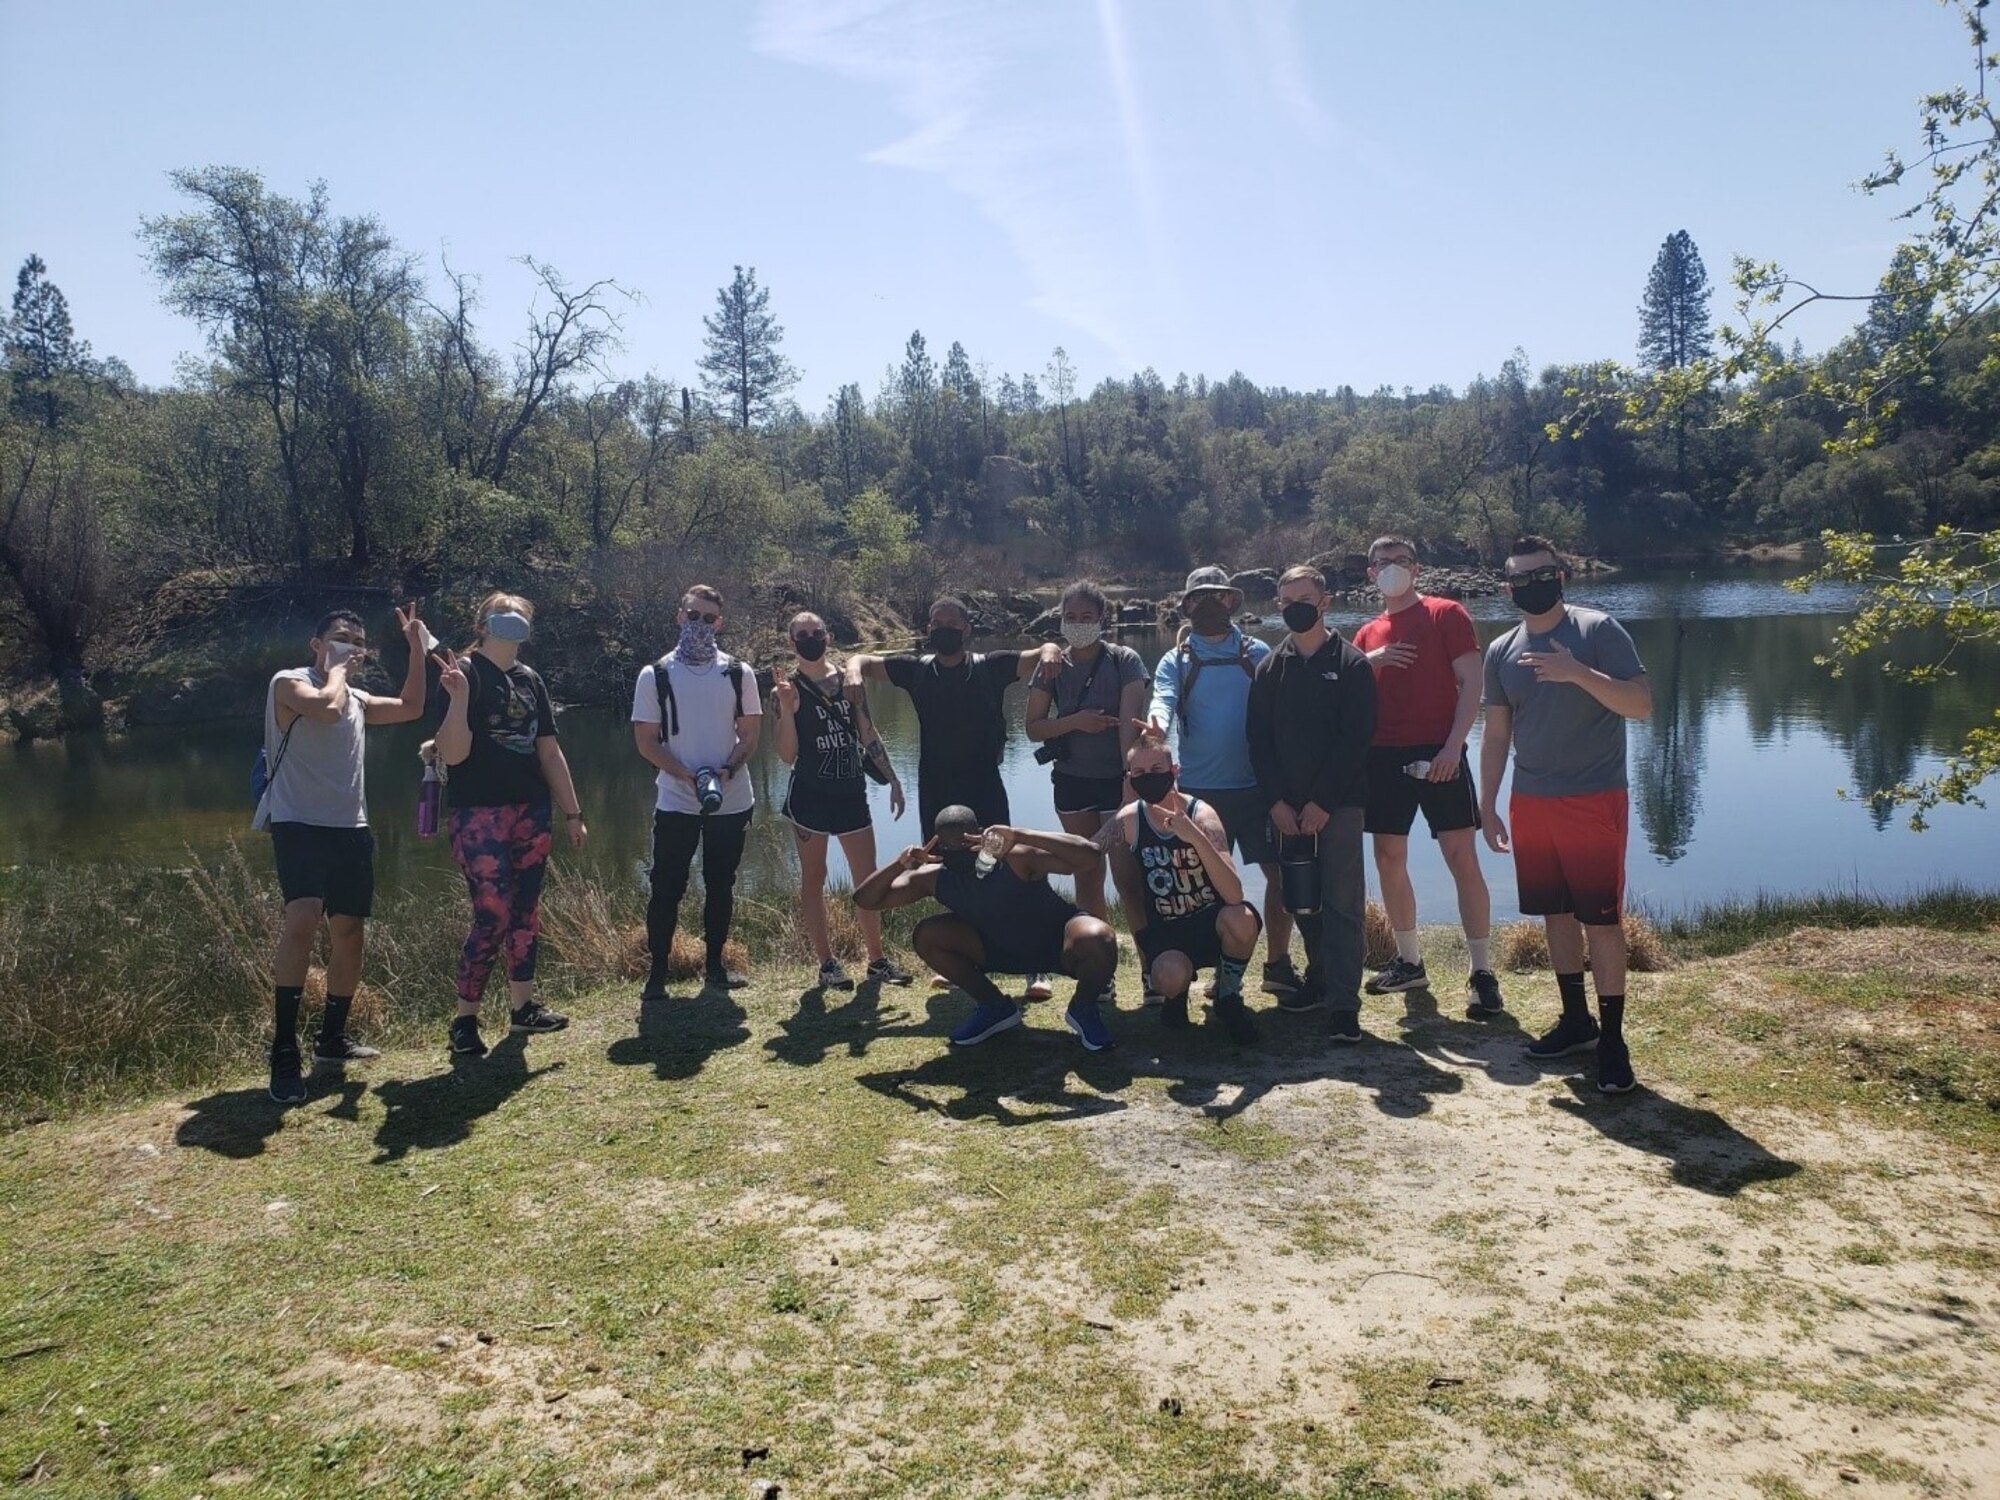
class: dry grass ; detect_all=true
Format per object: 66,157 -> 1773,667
1498,911 -> 1671,972
1364,898 -> 1397,969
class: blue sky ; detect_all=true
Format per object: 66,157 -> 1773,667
0,0 -> 1970,409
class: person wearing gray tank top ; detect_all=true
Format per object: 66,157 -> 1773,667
261,603 -> 432,1106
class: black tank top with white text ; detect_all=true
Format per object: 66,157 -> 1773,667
1132,798 -> 1221,923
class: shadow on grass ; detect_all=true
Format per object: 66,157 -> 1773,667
371,1033 -> 562,1164
607,987 -> 751,1082
764,980 -> 902,1068
176,1073 -> 371,1159
1551,1079 -> 1802,1196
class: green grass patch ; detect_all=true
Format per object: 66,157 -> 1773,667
1660,884 -> 2000,959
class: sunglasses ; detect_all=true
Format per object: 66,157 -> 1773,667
1509,566 -> 1564,584
683,610 -> 721,626
793,631 -> 826,645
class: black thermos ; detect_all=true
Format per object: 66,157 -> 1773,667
1279,833 -> 1321,915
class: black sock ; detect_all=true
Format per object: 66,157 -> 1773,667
274,986 -> 303,1052
1598,994 -> 1625,1043
1556,971 -> 1589,1023
318,994 -> 352,1049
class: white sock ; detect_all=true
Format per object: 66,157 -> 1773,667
1394,929 -> 1421,964
1466,935 -> 1491,973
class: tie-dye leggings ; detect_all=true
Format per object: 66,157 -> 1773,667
448,802 -> 553,1006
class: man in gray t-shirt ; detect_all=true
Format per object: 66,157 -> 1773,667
261,603 -> 431,1106
1477,538 -> 1651,1094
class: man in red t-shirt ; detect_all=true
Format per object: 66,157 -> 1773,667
1350,535 -> 1503,1017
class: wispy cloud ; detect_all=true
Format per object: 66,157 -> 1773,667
754,0 -> 1179,369
1243,0 -> 1336,147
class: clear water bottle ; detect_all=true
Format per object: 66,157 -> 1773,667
1403,759 -> 1432,779
417,760 -> 442,839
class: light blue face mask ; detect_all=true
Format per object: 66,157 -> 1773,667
484,611 -> 532,643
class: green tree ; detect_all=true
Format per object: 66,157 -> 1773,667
6,256 -> 86,430
1637,230 -> 1713,372
698,266 -> 797,431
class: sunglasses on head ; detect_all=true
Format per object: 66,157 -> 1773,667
684,609 -> 721,625
1510,565 -> 1563,584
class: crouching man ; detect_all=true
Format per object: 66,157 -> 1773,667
852,806 -> 1120,1051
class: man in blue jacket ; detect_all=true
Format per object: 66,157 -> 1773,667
1150,566 -> 1299,1000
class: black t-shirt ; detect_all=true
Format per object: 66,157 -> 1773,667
446,654 -> 557,809
884,652 -> 1017,785
788,672 -> 866,793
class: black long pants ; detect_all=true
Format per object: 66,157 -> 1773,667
647,809 -> 752,973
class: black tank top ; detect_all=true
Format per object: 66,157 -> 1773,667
1131,798 -> 1221,923
936,858 -> 1077,943
789,672 -> 865,791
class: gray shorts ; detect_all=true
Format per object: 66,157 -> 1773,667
1180,785 -> 1278,866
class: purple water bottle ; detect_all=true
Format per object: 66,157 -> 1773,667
418,752 -> 442,839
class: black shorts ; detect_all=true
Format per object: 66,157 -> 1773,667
1364,745 -> 1480,838
1181,785 -> 1279,866
269,822 -> 376,918
1052,770 -> 1125,816
1137,908 -> 1248,974
973,912 -> 1079,976
784,779 -> 872,838
920,776 -> 1009,839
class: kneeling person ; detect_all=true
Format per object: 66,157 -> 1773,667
1104,738 -> 1262,1042
853,807 -> 1119,1051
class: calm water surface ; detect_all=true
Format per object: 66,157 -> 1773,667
4,570 -> 1994,921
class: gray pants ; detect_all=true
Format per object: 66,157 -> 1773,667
1295,807 -> 1366,1009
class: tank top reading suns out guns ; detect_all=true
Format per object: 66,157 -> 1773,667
1132,797 -> 1221,923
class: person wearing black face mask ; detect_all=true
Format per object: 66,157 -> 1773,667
772,611 -> 912,991
852,806 -> 1118,1051
1479,537 -> 1651,1094
1100,728 -> 1263,1041
1245,565 -> 1377,1042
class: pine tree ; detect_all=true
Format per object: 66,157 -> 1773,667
6,255 -> 85,429
698,266 -> 798,430
1637,230 -> 1713,371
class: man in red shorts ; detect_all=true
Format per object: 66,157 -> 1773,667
1478,537 -> 1651,1091
1351,535 -> 1502,1017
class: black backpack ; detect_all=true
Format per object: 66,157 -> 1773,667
653,653 -> 751,739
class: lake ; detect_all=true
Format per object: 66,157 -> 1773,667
3,570 -> 1994,924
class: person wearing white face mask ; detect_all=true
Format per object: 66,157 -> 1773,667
1023,579 -> 1148,923
1351,536 -> 1500,1017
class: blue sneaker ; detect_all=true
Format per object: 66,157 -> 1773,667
1065,995 -> 1115,1052
949,999 -> 1022,1047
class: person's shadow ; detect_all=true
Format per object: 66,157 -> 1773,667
855,992 -> 1134,1126
608,985 -> 751,1083
1551,1079 -> 1801,1196
176,1074 -> 370,1159
1394,985 -> 1541,1089
371,1033 -> 560,1164
764,979 -> 899,1069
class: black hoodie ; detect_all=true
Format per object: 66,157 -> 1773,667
1246,630 -> 1377,812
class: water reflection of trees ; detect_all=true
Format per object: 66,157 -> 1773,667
1624,613 -> 1992,852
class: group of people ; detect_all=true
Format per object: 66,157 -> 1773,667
254,533 -> 1651,1106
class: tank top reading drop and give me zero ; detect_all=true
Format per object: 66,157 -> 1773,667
1133,798 -> 1220,923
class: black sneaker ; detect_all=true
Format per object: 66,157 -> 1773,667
1260,958 -> 1302,998
510,1001 -> 570,1034
1328,1008 -> 1363,1044
1465,970 -> 1505,1018
1596,1037 -> 1636,1093
449,1015 -> 488,1057
818,959 -> 854,991
1160,991 -> 1191,1029
1366,958 -> 1428,994
1276,980 -> 1328,1014
705,966 -> 750,991
269,1045 -> 307,1105
1526,1013 -> 1600,1059
313,1034 -> 382,1067
1214,994 -> 1259,1045
865,956 -> 914,986
639,979 -> 673,1004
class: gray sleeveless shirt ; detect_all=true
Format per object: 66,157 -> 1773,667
263,668 -> 370,827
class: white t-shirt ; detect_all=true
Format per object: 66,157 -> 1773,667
630,652 -> 762,815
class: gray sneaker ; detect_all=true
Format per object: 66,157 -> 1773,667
1366,958 -> 1428,994
818,959 -> 854,991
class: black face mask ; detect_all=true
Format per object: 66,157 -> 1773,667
1509,579 -> 1564,615
794,633 -> 827,661
1281,600 -> 1324,634
1187,600 -> 1231,632
938,847 -> 978,875
927,626 -> 965,656
1131,770 -> 1176,805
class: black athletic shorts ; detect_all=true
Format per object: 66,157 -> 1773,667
920,775 -> 1009,839
269,822 -> 376,918
1364,745 -> 1480,838
1138,911 -> 1233,973
974,913 -> 1078,976
1181,785 -> 1279,866
1052,770 -> 1126,816
784,780 -> 872,838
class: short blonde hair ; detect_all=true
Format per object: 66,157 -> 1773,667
1278,565 -> 1326,591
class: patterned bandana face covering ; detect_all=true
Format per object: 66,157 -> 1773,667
677,618 -> 719,665
484,611 -> 532,643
